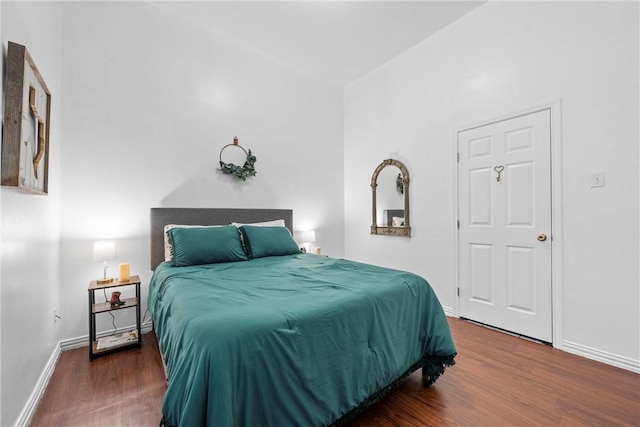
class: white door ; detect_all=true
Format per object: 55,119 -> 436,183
458,109 -> 552,342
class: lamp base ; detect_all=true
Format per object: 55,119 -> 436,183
96,277 -> 114,284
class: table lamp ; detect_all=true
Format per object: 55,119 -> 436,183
300,230 -> 316,254
93,240 -> 116,284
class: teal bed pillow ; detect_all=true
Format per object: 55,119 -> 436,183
168,225 -> 247,267
239,225 -> 301,258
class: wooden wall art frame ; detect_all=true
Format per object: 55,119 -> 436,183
2,41 -> 51,195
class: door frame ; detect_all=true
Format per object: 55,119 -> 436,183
452,99 -> 564,348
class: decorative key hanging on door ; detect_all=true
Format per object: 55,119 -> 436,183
494,165 -> 504,182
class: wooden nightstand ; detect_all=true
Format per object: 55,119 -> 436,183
88,275 -> 142,361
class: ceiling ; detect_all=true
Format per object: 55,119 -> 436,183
149,1 -> 485,87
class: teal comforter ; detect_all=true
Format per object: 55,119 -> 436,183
148,254 -> 456,426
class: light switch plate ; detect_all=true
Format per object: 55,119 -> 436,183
590,171 -> 605,188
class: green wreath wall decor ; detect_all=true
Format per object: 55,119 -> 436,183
396,173 -> 404,194
219,137 -> 257,181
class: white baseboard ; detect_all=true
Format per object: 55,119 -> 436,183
562,340 -> 640,374
451,315 -> 639,374
442,306 -> 454,317
14,342 -> 61,427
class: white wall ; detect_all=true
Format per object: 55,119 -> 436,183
58,2 -> 344,341
1,2 -> 62,425
344,1 -> 639,366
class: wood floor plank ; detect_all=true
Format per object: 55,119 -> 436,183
29,318 -> 640,426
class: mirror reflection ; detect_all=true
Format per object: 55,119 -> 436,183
376,166 -> 403,227
371,159 -> 411,237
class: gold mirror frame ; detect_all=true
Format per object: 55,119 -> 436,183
370,159 -> 411,237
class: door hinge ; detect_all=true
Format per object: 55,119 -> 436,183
457,152 -> 460,162
457,220 -> 460,229
457,287 -> 460,297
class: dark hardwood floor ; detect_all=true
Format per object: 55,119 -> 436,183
30,318 -> 639,426
30,331 -> 166,426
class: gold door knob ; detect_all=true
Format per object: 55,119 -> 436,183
537,233 -> 547,242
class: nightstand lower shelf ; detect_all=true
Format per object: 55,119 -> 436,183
91,330 -> 140,357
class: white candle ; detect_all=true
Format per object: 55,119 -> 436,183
119,263 -> 130,282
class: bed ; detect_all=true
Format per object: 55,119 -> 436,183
148,208 -> 456,426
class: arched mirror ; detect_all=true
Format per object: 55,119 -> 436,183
371,159 -> 411,236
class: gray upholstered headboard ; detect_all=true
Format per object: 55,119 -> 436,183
150,208 -> 294,270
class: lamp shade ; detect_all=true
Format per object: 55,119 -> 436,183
300,230 -> 316,243
93,240 -> 116,262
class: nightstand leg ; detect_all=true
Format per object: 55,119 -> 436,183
89,289 -> 95,360
136,282 -> 142,348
